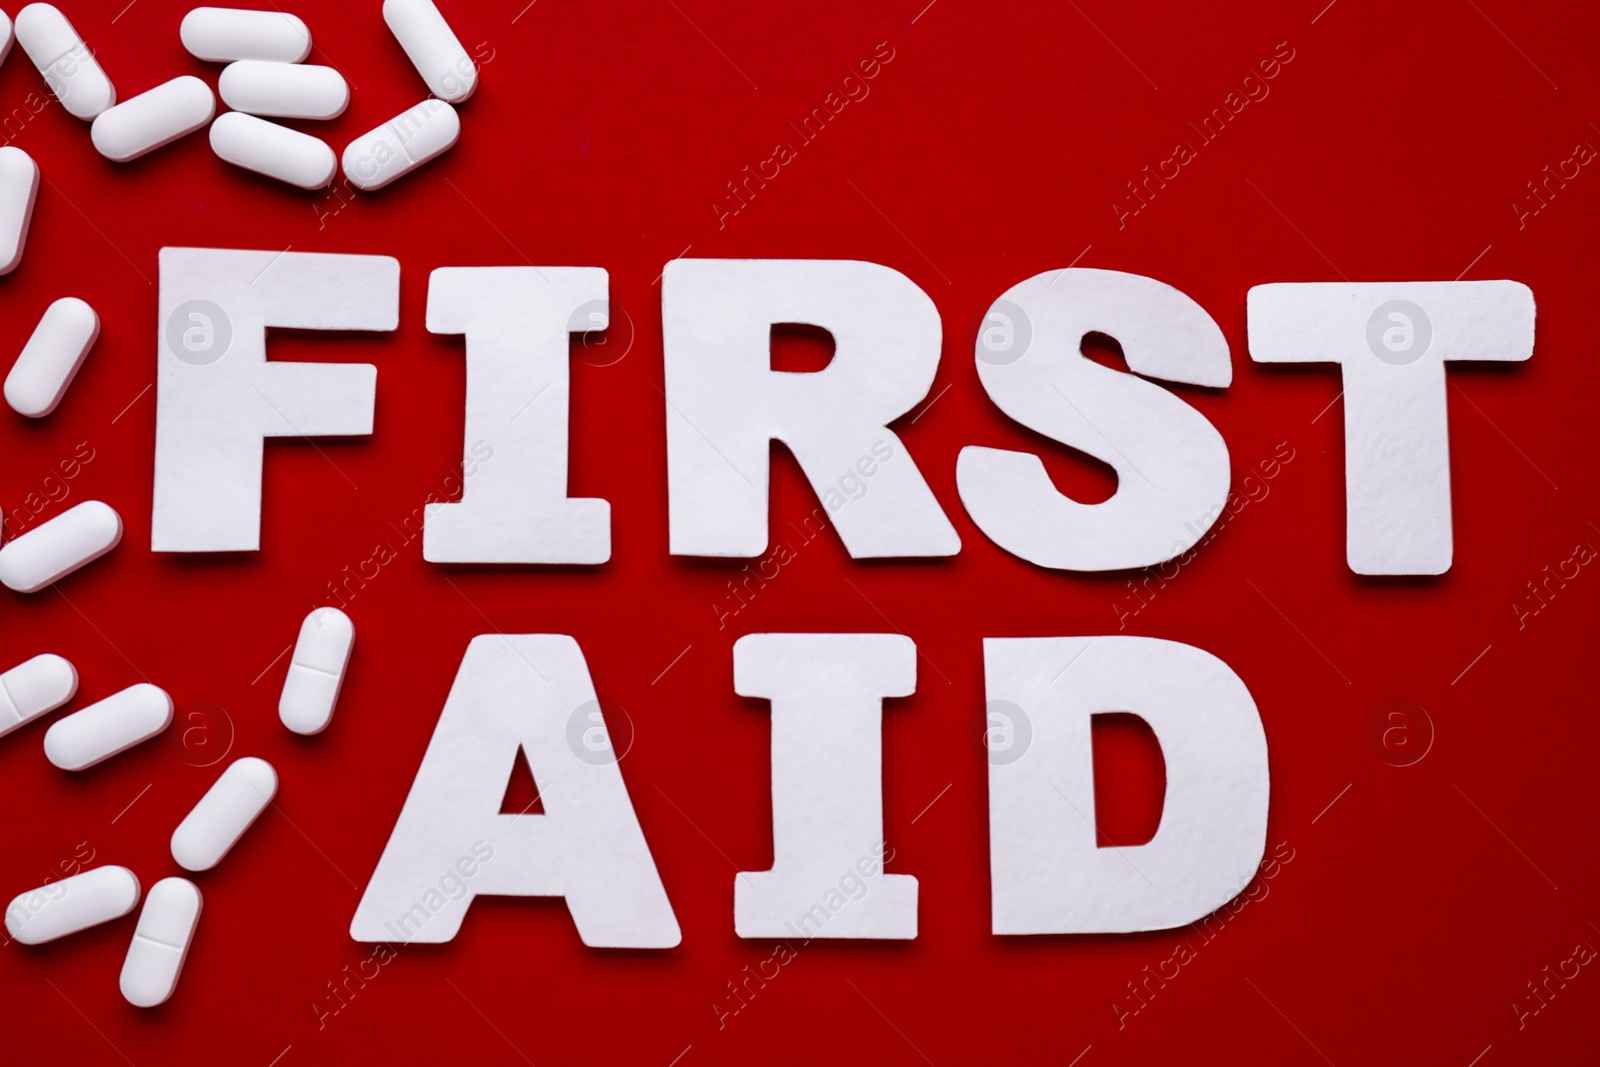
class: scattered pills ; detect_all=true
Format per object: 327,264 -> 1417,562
43,682 -> 172,771
210,110 -> 336,189
170,756 -> 277,871
120,878 -> 202,1008
0,499 -> 121,593
220,60 -> 348,121
91,76 -> 215,162
0,653 -> 76,739
15,4 -> 116,120
342,98 -> 459,191
279,607 -> 354,735
5,296 -> 98,417
180,7 -> 311,64
4,865 -> 140,945
0,146 -> 38,275
383,0 -> 476,103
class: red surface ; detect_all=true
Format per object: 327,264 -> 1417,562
1,1 -> 1597,1063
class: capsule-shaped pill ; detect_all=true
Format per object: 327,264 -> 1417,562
0,653 -> 77,738
220,60 -> 348,121
44,682 -> 172,771
341,98 -> 459,191
180,7 -> 311,63
0,499 -> 121,593
384,0 -> 476,103
209,111 -> 335,190
15,4 -> 116,120
5,297 -> 98,417
0,146 -> 38,276
170,756 -> 276,871
0,11 -> 14,69
5,865 -> 140,945
91,76 -> 215,162
120,878 -> 201,1007
279,607 -> 353,735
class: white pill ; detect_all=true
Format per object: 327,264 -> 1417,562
0,499 -> 121,593
170,756 -> 276,871
120,878 -> 201,1007
180,7 -> 311,63
220,61 -> 348,121
0,13 -> 13,88
0,653 -> 77,738
209,111 -> 335,190
342,98 -> 459,191
5,297 -> 98,418
15,4 -> 116,120
384,0 -> 476,103
91,76 -> 215,162
0,146 -> 38,275
5,865 -> 139,945
43,682 -> 172,771
279,607 -> 354,735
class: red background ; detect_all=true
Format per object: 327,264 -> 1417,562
1,1 -> 1596,1063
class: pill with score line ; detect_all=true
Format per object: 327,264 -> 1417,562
170,756 -> 277,871
15,4 -> 116,120
5,297 -> 98,417
120,878 -> 202,1007
4,865 -> 140,945
220,60 -> 348,121
280,607 -> 354,735
0,145 -> 38,275
44,682 -> 173,771
384,0 -> 477,103
341,98 -> 459,191
180,7 -> 311,63
0,499 -> 121,593
0,653 -> 77,739
210,111 -> 336,190
91,76 -> 215,162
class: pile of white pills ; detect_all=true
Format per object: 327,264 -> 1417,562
0,3 -> 431,1006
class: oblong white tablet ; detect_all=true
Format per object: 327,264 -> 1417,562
44,682 -> 172,771
170,756 -> 277,871
5,865 -> 140,945
341,98 -> 459,191
219,60 -> 348,121
180,7 -> 311,63
0,653 -> 77,738
209,111 -> 335,189
0,11 -> 14,70
279,607 -> 354,735
120,878 -> 201,1008
0,499 -> 121,593
0,144 -> 34,276
15,4 -> 116,120
91,76 -> 215,162
5,297 -> 98,417
383,0 -> 476,103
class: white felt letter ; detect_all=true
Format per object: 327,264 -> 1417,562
350,634 -> 679,948
1248,281 -> 1535,574
957,269 -> 1232,571
733,633 -> 917,939
663,259 -> 959,558
986,636 -> 1268,934
152,247 -> 399,551
424,267 -> 611,564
